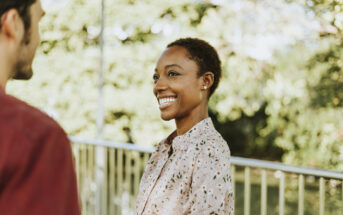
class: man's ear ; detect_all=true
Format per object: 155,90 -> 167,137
201,71 -> 214,90
0,9 -> 24,42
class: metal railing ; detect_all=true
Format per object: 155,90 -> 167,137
70,137 -> 343,215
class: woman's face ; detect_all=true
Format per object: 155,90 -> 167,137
153,46 -> 205,121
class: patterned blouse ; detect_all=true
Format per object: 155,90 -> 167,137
135,118 -> 234,215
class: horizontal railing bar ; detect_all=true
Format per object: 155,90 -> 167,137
69,136 -> 155,153
69,136 -> 343,180
231,157 -> 343,180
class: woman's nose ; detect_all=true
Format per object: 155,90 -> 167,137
153,77 -> 168,93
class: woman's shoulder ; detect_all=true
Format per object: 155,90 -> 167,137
195,127 -> 231,158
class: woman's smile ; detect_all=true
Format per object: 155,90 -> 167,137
158,96 -> 177,109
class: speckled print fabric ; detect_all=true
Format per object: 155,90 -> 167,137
135,118 -> 234,215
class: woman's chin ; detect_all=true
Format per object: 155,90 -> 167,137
160,113 -> 174,121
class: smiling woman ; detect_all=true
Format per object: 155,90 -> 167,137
135,38 -> 234,215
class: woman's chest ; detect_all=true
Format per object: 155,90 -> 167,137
148,148 -> 197,201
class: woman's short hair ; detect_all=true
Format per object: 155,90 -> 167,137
167,37 -> 222,97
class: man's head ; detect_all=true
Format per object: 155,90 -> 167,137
0,0 -> 44,82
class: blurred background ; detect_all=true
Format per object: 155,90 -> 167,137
8,0 -> 343,170
6,0 -> 343,214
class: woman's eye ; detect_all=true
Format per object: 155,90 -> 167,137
168,71 -> 179,77
153,74 -> 159,81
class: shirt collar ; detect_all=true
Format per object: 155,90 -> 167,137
164,117 -> 214,152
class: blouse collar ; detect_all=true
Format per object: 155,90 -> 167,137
163,117 -> 214,152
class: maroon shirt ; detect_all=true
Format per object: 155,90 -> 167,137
0,89 -> 80,215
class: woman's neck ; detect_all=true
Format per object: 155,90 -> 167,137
175,104 -> 209,136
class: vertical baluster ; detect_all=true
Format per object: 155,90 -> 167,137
244,167 -> 250,215
298,174 -> 304,215
81,145 -> 88,215
117,149 -> 123,215
80,144 -> 86,184
89,145 -> 96,214
73,144 -> 80,193
114,148 -> 118,214
231,165 -> 235,199
279,171 -> 285,215
261,169 -> 267,215
95,145 -> 106,215
125,150 -> 131,211
341,180 -> 343,215
109,148 -> 115,215
134,152 -> 140,196
88,145 -> 95,214
319,177 -> 325,215
86,145 -> 90,176
89,145 -> 94,180
102,147 -> 108,215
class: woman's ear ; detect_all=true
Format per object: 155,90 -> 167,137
201,72 -> 214,90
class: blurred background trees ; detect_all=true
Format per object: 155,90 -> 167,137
7,0 -> 343,171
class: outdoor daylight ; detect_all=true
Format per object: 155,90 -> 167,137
2,0 -> 343,214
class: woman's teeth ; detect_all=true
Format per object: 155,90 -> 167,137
159,97 -> 176,108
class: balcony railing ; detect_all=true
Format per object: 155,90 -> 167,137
70,137 -> 343,215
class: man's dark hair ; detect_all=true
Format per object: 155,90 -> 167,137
167,37 -> 222,97
0,0 -> 36,31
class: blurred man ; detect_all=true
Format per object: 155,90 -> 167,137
0,0 -> 80,214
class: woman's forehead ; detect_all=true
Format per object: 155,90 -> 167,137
162,46 -> 188,59
157,46 -> 194,66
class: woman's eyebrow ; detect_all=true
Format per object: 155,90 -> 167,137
155,64 -> 183,72
165,64 -> 183,70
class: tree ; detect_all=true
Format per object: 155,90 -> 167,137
7,0 -> 343,170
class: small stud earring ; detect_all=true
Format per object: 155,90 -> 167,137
203,86 -> 207,90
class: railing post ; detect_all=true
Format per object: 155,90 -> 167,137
95,146 -> 106,215
319,177 -> 325,215
298,174 -> 304,215
80,144 -> 88,214
261,169 -> 267,215
231,165 -> 236,198
109,148 -> 115,215
72,144 -> 80,194
117,149 -> 123,214
95,0 -> 106,213
244,167 -> 251,215
125,151 -> 132,211
134,152 -> 141,197
279,171 -> 285,215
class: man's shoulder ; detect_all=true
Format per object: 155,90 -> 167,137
0,93 -> 66,141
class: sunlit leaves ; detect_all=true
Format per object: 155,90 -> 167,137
6,0 -> 343,170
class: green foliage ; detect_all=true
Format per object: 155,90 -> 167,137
6,0 -> 343,171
